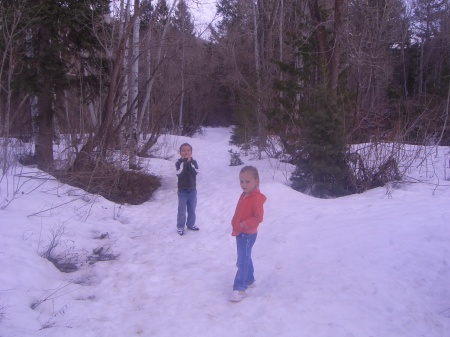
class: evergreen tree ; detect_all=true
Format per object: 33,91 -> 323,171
172,0 -> 194,35
214,0 -> 262,153
171,0 -> 198,135
11,0 -> 110,170
412,0 -> 449,97
154,0 -> 169,26
140,0 -> 155,28
271,0 -> 352,197
289,89 -> 351,198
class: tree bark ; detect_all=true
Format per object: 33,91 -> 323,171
129,0 -> 140,169
73,7 -> 136,170
138,0 -> 179,156
35,25 -> 54,170
254,1 -> 264,159
308,0 -> 345,96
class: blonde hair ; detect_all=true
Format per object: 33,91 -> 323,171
240,166 -> 260,186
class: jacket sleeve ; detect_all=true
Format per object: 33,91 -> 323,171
176,158 -> 185,173
231,198 -> 241,228
191,159 -> 199,171
231,195 -> 244,235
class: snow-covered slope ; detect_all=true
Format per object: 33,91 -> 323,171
1,127 -> 449,337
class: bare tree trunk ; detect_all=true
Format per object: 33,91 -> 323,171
35,92 -> 54,170
0,0 -> 25,139
129,0 -> 140,169
138,0 -> 179,156
119,0 -> 130,151
34,25 -> 55,170
3,45 -> 13,139
308,0 -> 344,96
253,1 -> 264,159
73,6 -> 136,170
139,25 -> 153,139
329,0 -> 344,95
0,36 -> 14,173
25,28 -> 40,147
178,34 -> 185,135
80,63 -> 97,128
31,96 -> 39,144
435,81 -> 450,153
278,0 -> 284,103
418,23 -> 426,98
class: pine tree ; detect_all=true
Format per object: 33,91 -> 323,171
271,0 -> 352,197
214,0 -> 263,154
289,89 -> 350,198
11,0 -> 110,170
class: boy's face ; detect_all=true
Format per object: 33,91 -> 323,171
180,145 -> 192,160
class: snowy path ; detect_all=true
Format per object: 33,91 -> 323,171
1,127 -> 449,337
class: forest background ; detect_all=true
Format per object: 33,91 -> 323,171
1,0 -> 449,203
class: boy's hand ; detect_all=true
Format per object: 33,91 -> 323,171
175,158 -> 183,170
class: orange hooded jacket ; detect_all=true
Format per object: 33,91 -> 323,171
231,189 -> 267,236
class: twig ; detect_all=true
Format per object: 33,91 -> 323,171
31,282 -> 77,310
402,174 -> 450,187
27,197 -> 84,217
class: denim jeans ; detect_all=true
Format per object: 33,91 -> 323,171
233,233 -> 257,291
177,189 -> 197,229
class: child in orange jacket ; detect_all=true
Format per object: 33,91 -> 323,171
230,166 -> 267,302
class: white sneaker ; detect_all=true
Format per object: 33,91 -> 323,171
230,290 -> 246,302
247,282 -> 256,288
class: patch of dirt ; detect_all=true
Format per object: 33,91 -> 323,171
56,165 -> 161,205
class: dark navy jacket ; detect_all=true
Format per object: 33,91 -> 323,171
175,158 -> 199,190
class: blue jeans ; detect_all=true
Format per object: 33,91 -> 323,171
177,189 -> 197,229
233,233 -> 257,291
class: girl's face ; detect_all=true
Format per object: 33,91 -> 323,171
239,171 -> 259,195
180,145 -> 192,159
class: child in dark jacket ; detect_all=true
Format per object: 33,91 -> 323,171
175,143 -> 199,236
229,166 -> 266,302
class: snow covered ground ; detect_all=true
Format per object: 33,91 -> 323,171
1,127 -> 450,337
